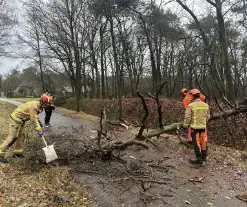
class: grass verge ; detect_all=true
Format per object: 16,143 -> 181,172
0,101 -> 94,207
9,97 -> 40,103
56,107 -> 99,122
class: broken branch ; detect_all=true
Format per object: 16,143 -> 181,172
136,91 -> 149,138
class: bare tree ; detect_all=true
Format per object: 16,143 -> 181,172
0,0 -> 17,56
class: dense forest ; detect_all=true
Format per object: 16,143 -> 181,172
0,0 -> 247,112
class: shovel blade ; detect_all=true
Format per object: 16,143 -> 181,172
42,145 -> 58,163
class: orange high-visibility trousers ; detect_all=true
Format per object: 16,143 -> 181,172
191,128 -> 208,160
189,128 -> 208,142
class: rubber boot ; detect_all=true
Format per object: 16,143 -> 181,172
202,150 -> 207,162
190,157 -> 203,165
13,149 -> 24,158
13,154 -> 25,158
0,156 -> 8,163
187,140 -> 193,145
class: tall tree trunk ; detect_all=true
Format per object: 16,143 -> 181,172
109,15 -> 123,119
66,0 -> 81,112
100,24 -> 106,99
104,53 -> 109,97
96,64 -> 100,98
127,6 -> 157,93
188,61 -> 193,89
35,28 -> 45,92
177,0 -> 227,99
91,64 -> 96,98
154,35 -> 162,90
215,0 -> 235,102
82,49 -> 87,98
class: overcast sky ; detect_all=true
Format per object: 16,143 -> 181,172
0,0 -> 24,75
0,0 -> 238,76
0,58 -> 23,75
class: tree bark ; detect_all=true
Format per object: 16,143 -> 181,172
100,22 -> 106,99
35,28 -> 45,92
109,14 -> 123,119
214,0 -> 235,102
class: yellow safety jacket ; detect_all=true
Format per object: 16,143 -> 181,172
183,99 -> 210,129
11,101 -> 42,132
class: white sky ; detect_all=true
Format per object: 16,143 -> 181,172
0,0 -> 24,75
0,0 -> 242,75
0,58 -> 21,74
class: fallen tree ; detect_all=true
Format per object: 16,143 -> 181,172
143,106 -> 247,138
93,87 -> 247,158
142,106 -> 247,139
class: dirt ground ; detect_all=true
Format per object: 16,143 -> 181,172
1,98 -> 247,207
50,128 -> 247,207
0,100 -> 94,207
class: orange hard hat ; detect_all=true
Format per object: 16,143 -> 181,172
190,89 -> 201,96
181,88 -> 188,93
40,95 -> 52,104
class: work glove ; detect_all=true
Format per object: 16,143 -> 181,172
38,131 -> 43,137
183,127 -> 188,133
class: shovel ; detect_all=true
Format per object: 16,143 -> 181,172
41,135 -> 58,163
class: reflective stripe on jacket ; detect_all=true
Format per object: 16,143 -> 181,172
183,99 -> 210,129
11,101 -> 42,132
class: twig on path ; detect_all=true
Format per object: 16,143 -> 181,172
147,164 -> 170,173
141,180 -> 151,192
141,136 -> 161,151
120,183 -> 135,195
140,191 -> 168,204
113,176 -> 170,184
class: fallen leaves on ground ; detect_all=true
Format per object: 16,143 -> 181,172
0,164 -> 94,207
0,101 -> 94,207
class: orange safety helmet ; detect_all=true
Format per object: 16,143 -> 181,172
190,89 -> 201,96
40,95 -> 52,104
181,88 -> 188,93
181,88 -> 189,97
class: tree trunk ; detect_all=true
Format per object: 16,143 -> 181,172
91,64 -> 96,98
66,0 -> 81,112
35,28 -> 45,92
104,53 -> 109,97
82,50 -> 87,98
109,15 -> 123,119
127,6 -> 158,93
215,0 -> 235,102
100,23 -> 106,99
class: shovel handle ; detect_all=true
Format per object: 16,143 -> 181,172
42,135 -> 48,146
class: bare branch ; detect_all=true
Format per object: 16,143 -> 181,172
176,0 -> 210,48
205,0 -> 219,8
